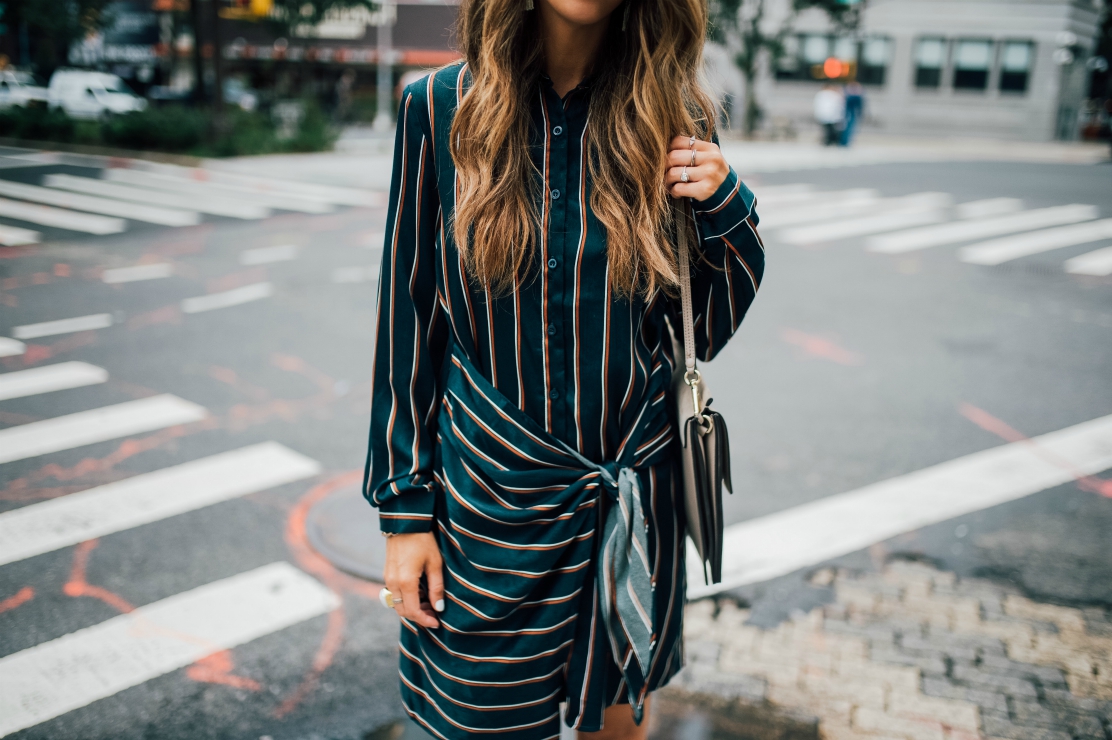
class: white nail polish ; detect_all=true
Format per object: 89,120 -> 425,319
434,599 -> 445,612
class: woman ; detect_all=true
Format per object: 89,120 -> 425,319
363,0 -> 764,733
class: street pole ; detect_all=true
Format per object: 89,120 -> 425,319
189,0 -> 206,102
210,0 -> 227,132
372,0 -> 395,133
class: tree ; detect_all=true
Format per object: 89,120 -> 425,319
708,0 -> 864,136
1,0 -> 111,74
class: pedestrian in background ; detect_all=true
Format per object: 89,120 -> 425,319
363,0 -> 765,735
333,68 -> 356,123
814,83 -> 845,146
841,80 -> 864,147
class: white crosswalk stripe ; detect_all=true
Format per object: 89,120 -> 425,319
776,193 -> 953,245
0,362 -> 107,401
0,394 -> 207,465
0,562 -> 339,738
0,195 -> 125,234
0,222 -> 40,246
174,165 -> 386,207
102,263 -> 174,283
0,179 -> 200,227
104,169 -> 336,214
960,219 -> 1112,265
1064,246 -> 1112,276
0,337 -> 26,357
690,413 -> 1112,598
181,282 -> 273,313
44,174 -> 271,220
0,442 -> 320,566
13,313 -> 114,340
867,204 -> 1099,254
240,244 -> 299,265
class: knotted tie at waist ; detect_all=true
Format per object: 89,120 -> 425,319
556,443 -> 656,723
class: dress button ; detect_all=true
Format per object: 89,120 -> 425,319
550,189 -> 560,200
547,323 -> 556,335
553,125 -> 563,135
547,258 -> 557,269
549,390 -> 560,400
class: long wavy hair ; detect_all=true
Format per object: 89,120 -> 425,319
450,0 -> 715,298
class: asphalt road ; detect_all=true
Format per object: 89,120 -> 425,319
0,151 -> 1109,740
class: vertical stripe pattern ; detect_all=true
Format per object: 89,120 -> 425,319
363,64 -> 765,738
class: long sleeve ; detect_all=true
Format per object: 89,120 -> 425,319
363,85 -> 448,534
686,165 -> 765,361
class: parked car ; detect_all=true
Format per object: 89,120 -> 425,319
0,70 -> 49,109
47,70 -> 147,120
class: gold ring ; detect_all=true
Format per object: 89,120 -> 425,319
379,587 -> 402,609
689,148 -> 697,167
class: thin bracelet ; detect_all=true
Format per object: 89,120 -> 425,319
381,531 -> 401,538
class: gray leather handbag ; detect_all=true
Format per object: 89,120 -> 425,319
670,198 -> 733,585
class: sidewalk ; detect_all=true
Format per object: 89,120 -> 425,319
664,560 -> 1111,740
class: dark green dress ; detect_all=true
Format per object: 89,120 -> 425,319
363,62 -> 764,739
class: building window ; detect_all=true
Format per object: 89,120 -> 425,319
915,38 -> 945,88
859,38 -> 890,85
953,39 -> 992,90
775,33 -> 891,85
999,41 -> 1033,93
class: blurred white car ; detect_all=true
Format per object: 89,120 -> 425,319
48,70 -> 147,119
0,71 -> 49,108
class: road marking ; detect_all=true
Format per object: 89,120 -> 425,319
960,218 -> 1112,265
0,223 -> 40,246
0,196 -> 125,235
0,443 -> 320,566
0,562 -> 339,737
778,204 -> 952,245
102,263 -> 174,284
331,265 -> 379,283
44,174 -> 270,220
867,204 -> 1099,254
0,179 -> 200,227
0,338 -> 26,357
765,192 -> 949,231
757,187 -> 877,208
180,282 -> 273,313
104,169 -> 335,214
240,244 -> 298,265
0,395 -> 207,465
954,197 -> 1025,220
1064,246 -> 1112,276
187,166 -> 386,207
689,413 -> 1112,598
0,362 -> 108,402
13,313 -> 113,340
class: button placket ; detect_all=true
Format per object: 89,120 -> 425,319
544,90 -> 572,438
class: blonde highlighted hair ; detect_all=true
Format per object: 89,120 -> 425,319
450,0 -> 715,298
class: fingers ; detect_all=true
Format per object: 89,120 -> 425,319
664,163 -> 718,185
426,553 -> 446,615
383,532 -> 443,629
669,135 -> 716,151
398,571 -> 437,628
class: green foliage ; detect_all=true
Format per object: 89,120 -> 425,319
102,106 -> 209,152
0,102 -> 337,157
0,105 -> 75,142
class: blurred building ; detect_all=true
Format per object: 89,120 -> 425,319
720,0 -> 1104,141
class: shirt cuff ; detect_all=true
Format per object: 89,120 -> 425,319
692,167 -> 758,241
375,487 -> 437,534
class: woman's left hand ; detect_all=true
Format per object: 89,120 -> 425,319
665,136 -> 731,201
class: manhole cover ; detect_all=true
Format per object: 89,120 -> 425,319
305,482 -> 386,582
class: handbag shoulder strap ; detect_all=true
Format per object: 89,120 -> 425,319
675,198 -> 696,375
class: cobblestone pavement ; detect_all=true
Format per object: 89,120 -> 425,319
665,561 -> 1112,740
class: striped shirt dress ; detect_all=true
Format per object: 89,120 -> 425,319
363,62 -> 765,739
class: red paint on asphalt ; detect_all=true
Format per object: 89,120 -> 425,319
959,403 -> 1112,498
274,469 -> 380,718
63,539 -> 136,613
781,328 -> 864,366
185,650 -> 262,692
0,586 -> 35,614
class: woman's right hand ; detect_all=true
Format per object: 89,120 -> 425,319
384,532 -> 445,628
